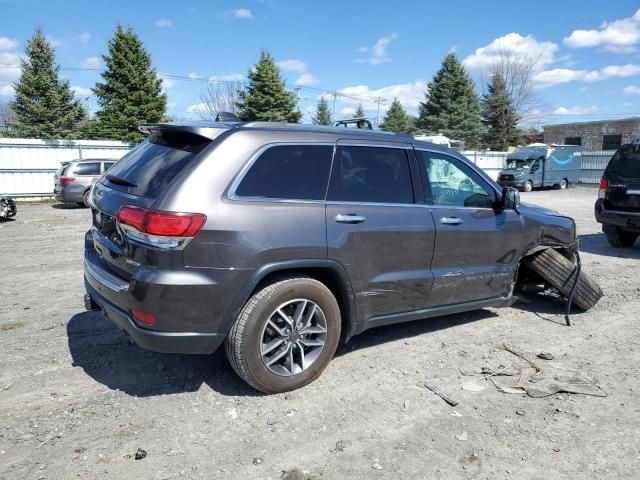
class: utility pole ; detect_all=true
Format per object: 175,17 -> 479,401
332,92 -> 338,123
375,96 -> 387,130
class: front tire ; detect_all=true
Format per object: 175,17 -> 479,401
225,275 -> 341,393
82,190 -> 91,208
523,181 -> 533,193
606,229 -> 638,248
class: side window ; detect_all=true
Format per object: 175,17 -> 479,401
530,159 -> 541,173
103,162 -> 115,173
235,145 -> 333,200
419,151 -> 495,208
327,146 -> 414,204
73,162 -> 101,176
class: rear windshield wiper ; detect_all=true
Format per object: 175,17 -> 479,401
105,174 -> 138,188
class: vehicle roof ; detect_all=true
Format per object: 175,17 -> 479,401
63,158 -> 118,163
141,121 -> 450,153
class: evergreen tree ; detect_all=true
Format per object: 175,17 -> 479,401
11,28 -> 86,139
236,51 -> 301,123
312,97 -> 332,125
481,72 -> 520,150
418,53 -> 483,147
380,98 -> 413,134
93,25 -> 166,142
352,103 -> 365,118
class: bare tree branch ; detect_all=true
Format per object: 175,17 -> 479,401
195,81 -> 243,120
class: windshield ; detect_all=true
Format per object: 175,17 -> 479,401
608,145 -> 640,178
505,159 -> 534,169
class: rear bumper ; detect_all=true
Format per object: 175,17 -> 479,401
85,280 -> 224,353
594,199 -> 640,232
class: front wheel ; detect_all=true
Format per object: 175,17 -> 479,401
225,276 -> 341,393
523,181 -> 533,193
559,179 -> 568,189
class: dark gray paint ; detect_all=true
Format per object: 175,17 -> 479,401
85,122 -> 578,354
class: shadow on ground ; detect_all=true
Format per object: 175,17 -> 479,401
68,308 -> 504,397
510,289 -> 582,326
51,203 -> 85,210
579,233 -> 640,259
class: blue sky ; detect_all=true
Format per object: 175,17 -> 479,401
1,0 -> 640,127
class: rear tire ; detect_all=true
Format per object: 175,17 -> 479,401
559,178 -> 568,189
524,248 -> 602,311
523,181 -> 533,193
225,275 -> 341,393
606,229 -> 638,248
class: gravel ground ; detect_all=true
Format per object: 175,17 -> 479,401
1,187 -> 639,480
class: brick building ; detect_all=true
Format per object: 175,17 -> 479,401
543,117 -> 640,151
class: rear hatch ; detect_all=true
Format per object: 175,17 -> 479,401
604,144 -> 640,212
53,162 -> 71,192
89,128 -> 214,280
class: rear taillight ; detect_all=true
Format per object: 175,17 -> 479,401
60,177 -> 75,183
598,177 -> 608,199
116,205 -> 206,249
132,309 -> 156,326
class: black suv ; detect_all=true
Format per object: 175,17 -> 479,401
84,121 -> 602,393
595,142 -> 640,247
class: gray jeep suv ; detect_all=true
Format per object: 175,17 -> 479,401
83,121 -> 601,393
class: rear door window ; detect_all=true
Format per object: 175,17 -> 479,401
102,131 -> 210,198
73,162 -> 101,176
608,145 -> 640,178
327,146 -> 414,204
235,145 -> 333,200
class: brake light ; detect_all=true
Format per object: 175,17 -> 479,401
116,205 -> 206,249
60,177 -> 75,183
132,309 -> 156,326
598,177 -> 608,199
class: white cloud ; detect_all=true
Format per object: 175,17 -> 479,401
463,33 -> 558,74
533,63 -> 640,88
155,19 -> 173,28
277,59 -> 307,73
552,105 -> 598,116
564,9 -> 640,53
188,72 -> 200,79
339,107 -> 356,117
186,103 -> 208,114
0,83 -> 14,96
321,81 -> 427,117
624,85 -> 640,94
224,9 -> 254,19
71,86 -> 92,98
0,37 -> 18,51
356,33 -> 398,65
161,77 -> 176,90
79,32 -> 91,44
295,73 -> 318,86
208,73 -> 245,82
82,56 -> 101,69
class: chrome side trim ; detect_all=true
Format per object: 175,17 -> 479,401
626,189 -> 640,195
84,255 -> 129,293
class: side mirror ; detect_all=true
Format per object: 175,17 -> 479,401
501,186 -> 520,210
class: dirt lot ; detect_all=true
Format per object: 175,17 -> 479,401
1,187 -> 639,480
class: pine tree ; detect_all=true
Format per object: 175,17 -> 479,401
312,97 -> 332,125
92,25 -> 166,142
236,51 -> 301,123
418,53 -> 483,147
352,103 -> 365,118
10,28 -> 86,139
380,98 -> 413,134
481,72 -> 520,150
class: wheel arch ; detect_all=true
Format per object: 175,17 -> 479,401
223,259 -> 358,343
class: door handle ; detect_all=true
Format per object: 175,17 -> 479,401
335,214 -> 366,224
440,217 -> 464,225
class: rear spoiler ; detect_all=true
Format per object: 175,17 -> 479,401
139,122 -> 232,141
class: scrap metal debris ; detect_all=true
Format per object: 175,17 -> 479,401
421,381 -> 459,406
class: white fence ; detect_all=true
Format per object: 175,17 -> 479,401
0,139 -> 611,199
0,138 -> 131,198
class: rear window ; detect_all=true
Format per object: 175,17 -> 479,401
608,145 -> 640,178
235,145 -> 333,200
102,131 -> 210,198
73,162 -> 101,176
